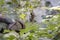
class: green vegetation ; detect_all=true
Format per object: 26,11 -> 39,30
0,0 -> 60,40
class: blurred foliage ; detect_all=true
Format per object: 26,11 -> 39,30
5,35 -> 16,40
19,13 -> 26,20
0,0 -> 60,40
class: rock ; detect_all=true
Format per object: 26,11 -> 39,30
39,37 -> 51,40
